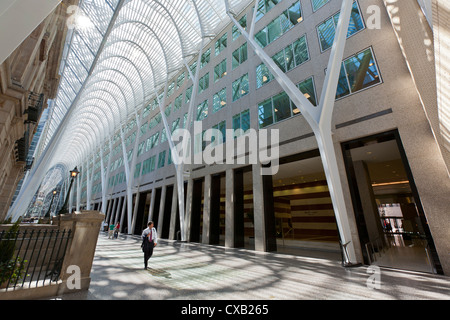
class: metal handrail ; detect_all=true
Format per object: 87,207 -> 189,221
0,229 -> 72,291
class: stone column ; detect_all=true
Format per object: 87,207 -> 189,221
184,179 -> 194,241
169,185 -> 178,240
148,188 -> 156,223
252,164 -> 276,252
157,185 -> 167,237
202,174 -> 212,244
58,210 -> 104,295
353,161 -> 384,243
225,168 -> 245,248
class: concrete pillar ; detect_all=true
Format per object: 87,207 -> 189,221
169,185 -> 178,240
184,179 -> 194,241
189,179 -> 203,243
119,196 -> 126,233
202,174 -> 212,244
131,192 -> 140,234
109,198 -> 118,224
225,168 -> 244,248
148,188 -> 156,223
113,197 -> 123,224
58,210 -> 105,295
157,185 -> 167,237
353,161 -> 384,243
252,164 -> 276,252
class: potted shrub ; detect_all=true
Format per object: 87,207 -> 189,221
0,220 -> 27,288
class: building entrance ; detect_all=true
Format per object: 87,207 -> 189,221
269,150 -> 342,258
342,130 -> 441,273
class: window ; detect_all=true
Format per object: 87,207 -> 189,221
214,59 -> 227,82
137,141 -> 146,156
134,163 -> 141,178
146,132 -> 159,151
172,118 -> 180,133
273,91 -> 292,122
267,16 -> 282,43
258,98 -> 274,128
196,100 -> 209,121
142,105 -> 151,118
167,81 -> 175,97
177,72 -> 185,89
311,0 -> 329,11
164,103 -> 171,117
140,122 -> 147,136
168,149 -> 173,165
292,36 -> 309,67
333,47 -> 381,99
215,33 -> 227,56
255,1 -> 302,48
317,1 -> 364,52
232,43 -> 247,70
161,128 -> 167,143
182,112 -> 188,128
194,130 -> 206,154
232,109 -> 250,138
142,155 -> 156,175
211,121 -> 226,146
189,61 -> 197,78
174,94 -> 182,111
232,73 -> 249,101
200,48 -> 211,68
185,85 -> 193,103
255,28 -> 268,47
272,35 -> 309,72
198,73 -> 209,94
157,151 -> 166,169
213,88 -> 227,113
256,63 -> 274,88
297,77 -> 317,107
148,113 -> 161,131
256,0 -> 282,22
232,15 -> 247,40
151,98 -> 158,110
258,90 -> 301,128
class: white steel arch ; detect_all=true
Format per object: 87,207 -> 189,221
8,0 -> 256,223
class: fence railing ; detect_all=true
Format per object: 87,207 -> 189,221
0,229 -> 72,291
364,235 -> 391,265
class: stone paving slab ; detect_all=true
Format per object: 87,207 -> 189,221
54,233 -> 450,300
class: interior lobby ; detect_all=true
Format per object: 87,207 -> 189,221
1,0 -> 449,298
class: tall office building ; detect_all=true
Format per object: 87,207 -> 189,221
3,0 -> 450,276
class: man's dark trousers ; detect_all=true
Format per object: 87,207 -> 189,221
143,240 -> 154,269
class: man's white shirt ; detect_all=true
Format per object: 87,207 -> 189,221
142,227 -> 158,243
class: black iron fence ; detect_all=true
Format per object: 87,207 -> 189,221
0,229 -> 72,291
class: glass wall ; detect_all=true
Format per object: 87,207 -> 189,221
258,77 -> 317,128
255,1 -> 303,48
317,1 -> 364,52
342,131 -> 442,273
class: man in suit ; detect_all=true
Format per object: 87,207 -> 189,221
141,221 -> 158,269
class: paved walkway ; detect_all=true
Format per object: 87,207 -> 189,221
55,232 -> 450,300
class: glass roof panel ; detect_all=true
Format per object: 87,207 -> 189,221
37,0 -> 254,175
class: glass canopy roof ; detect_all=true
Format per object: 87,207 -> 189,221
40,0 -> 252,171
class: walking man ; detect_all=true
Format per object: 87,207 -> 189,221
141,221 -> 158,269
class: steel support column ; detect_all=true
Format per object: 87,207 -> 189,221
225,0 -> 359,264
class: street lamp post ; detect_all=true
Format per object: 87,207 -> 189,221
58,167 -> 80,215
44,189 -> 58,218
